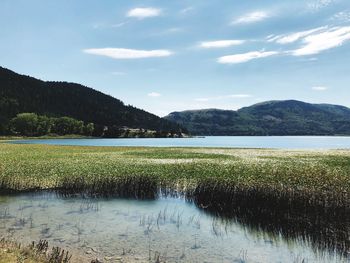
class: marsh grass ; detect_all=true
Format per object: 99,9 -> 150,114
0,239 -> 72,263
0,143 -> 349,257
0,144 -> 349,205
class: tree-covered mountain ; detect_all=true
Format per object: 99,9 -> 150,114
165,100 -> 350,136
0,67 -> 183,135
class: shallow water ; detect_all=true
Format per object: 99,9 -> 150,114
0,193 -> 347,262
11,136 -> 350,149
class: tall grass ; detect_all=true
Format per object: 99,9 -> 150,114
0,143 -> 349,257
0,144 -> 349,205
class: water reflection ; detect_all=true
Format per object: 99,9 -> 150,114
191,187 -> 350,260
0,192 -> 348,263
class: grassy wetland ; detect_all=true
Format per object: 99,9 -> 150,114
0,143 -> 349,204
0,142 -> 349,261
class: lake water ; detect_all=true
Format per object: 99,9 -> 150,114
11,136 -> 350,149
0,193 -> 347,263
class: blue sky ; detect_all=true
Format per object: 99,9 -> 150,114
1,0 -> 350,116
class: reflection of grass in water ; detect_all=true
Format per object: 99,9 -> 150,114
72,221 -> 84,243
0,197 -> 331,263
193,185 -> 350,260
140,207 -> 185,235
0,196 -> 11,204
0,144 -> 349,259
79,199 -> 100,213
0,206 -> 11,219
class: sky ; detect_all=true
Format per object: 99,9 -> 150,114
1,0 -> 350,116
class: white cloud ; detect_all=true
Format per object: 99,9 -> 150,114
312,86 -> 328,91
127,7 -> 162,19
148,92 -> 161,97
308,0 -> 335,11
195,94 -> 252,102
218,51 -> 278,64
271,27 -> 327,44
83,48 -> 173,59
199,40 -> 245,48
232,11 -> 270,24
330,11 -> 350,23
292,26 -> 350,56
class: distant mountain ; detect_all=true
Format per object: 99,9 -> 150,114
164,100 -> 350,136
0,67 -> 182,134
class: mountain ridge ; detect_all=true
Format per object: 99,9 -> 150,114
0,66 -> 183,135
165,100 -> 350,136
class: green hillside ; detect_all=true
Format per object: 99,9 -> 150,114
165,100 -> 350,136
0,67 -> 183,136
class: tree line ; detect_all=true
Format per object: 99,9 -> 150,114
2,112 -> 185,138
6,113 -> 94,137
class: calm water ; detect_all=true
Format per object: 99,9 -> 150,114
0,193 -> 347,263
11,136 -> 350,149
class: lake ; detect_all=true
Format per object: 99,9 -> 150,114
11,136 -> 350,149
0,193 -> 347,263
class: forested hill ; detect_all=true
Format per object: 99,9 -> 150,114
164,100 -> 350,136
0,67 -> 182,134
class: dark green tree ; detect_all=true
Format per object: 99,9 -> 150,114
52,117 -> 77,135
84,123 -> 94,136
37,115 -> 52,136
10,113 -> 39,136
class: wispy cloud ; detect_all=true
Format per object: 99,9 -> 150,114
152,27 -> 184,36
199,40 -> 245,48
330,11 -> 350,24
218,51 -> 278,64
111,22 -> 128,28
92,21 -> 128,30
83,48 -> 173,59
180,7 -> 194,15
195,94 -> 252,102
232,11 -> 270,24
268,27 -> 327,44
308,0 -> 335,11
292,26 -> 350,56
312,86 -> 328,91
267,26 -> 350,56
148,92 -> 161,97
127,7 -> 162,19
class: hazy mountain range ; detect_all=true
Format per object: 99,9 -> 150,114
165,100 -> 350,136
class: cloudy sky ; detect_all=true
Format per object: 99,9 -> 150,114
1,0 -> 350,116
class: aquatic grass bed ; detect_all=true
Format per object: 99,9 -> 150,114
0,144 -> 349,258
0,144 -> 349,205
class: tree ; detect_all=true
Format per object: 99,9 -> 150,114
73,120 -> 84,134
0,116 -> 9,135
84,123 -> 94,136
52,117 -> 77,135
10,113 -> 39,136
6,112 -> 97,137
37,115 -> 52,136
